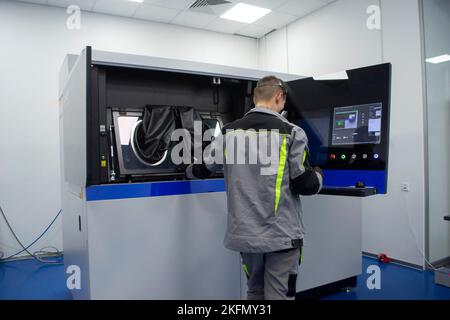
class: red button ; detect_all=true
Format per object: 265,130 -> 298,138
330,154 -> 336,160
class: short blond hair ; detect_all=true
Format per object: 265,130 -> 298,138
253,76 -> 287,103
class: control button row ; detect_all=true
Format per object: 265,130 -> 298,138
329,153 -> 380,160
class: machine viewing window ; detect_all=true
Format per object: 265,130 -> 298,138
114,112 -> 174,173
331,103 -> 383,146
111,109 -> 224,179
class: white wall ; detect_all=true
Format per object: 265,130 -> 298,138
259,0 -> 383,75
423,0 -> 450,263
258,27 -> 290,74
0,0 -> 258,258
365,0 -> 426,267
258,0 -> 427,267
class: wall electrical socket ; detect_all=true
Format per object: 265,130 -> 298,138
401,182 -> 410,192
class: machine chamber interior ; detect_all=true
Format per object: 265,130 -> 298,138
87,64 -> 255,185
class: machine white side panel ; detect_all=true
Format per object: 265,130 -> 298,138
297,195 -> 362,292
60,48 -> 91,299
86,192 -> 241,300
59,54 -> 80,99
61,183 -> 91,300
92,50 -> 304,82
61,49 -> 87,188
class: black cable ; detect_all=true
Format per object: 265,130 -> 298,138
0,206 -> 62,264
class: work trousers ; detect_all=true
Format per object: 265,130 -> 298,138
241,247 -> 302,300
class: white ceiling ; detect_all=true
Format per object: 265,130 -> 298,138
15,0 -> 336,38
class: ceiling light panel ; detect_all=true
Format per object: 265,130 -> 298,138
221,3 -> 271,24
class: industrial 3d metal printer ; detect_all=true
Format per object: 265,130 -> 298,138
59,47 -> 391,299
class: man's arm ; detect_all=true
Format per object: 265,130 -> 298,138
288,127 -> 323,195
186,131 -> 224,179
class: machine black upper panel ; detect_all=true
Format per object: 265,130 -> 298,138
286,63 -> 391,171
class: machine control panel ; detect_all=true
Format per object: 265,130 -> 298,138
286,63 -> 391,193
296,101 -> 387,171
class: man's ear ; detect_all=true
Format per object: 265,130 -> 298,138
275,91 -> 284,103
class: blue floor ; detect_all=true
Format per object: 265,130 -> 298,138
322,256 -> 450,300
0,257 -> 71,300
0,256 -> 449,300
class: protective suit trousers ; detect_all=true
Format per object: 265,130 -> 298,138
241,247 -> 302,300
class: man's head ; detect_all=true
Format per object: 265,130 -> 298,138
253,76 -> 288,113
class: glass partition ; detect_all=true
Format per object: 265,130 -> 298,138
423,0 -> 450,266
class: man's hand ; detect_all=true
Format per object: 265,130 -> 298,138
185,164 -> 196,180
314,166 -> 324,178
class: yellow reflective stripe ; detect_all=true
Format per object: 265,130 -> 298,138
275,136 -> 288,213
301,150 -> 307,171
242,264 -> 250,278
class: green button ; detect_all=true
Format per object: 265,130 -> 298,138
341,154 -> 346,160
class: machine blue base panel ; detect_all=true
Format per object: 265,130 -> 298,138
86,179 -> 226,201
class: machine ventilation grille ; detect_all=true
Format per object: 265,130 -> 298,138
189,0 -> 232,9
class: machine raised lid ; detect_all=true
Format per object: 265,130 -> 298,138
91,49 -> 304,83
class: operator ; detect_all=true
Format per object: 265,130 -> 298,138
186,76 -> 323,300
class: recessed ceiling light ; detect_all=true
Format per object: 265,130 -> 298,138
426,54 -> 450,64
128,0 -> 144,3
221,3 -> 271,24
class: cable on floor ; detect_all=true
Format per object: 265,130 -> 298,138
0,206 -> 63,264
